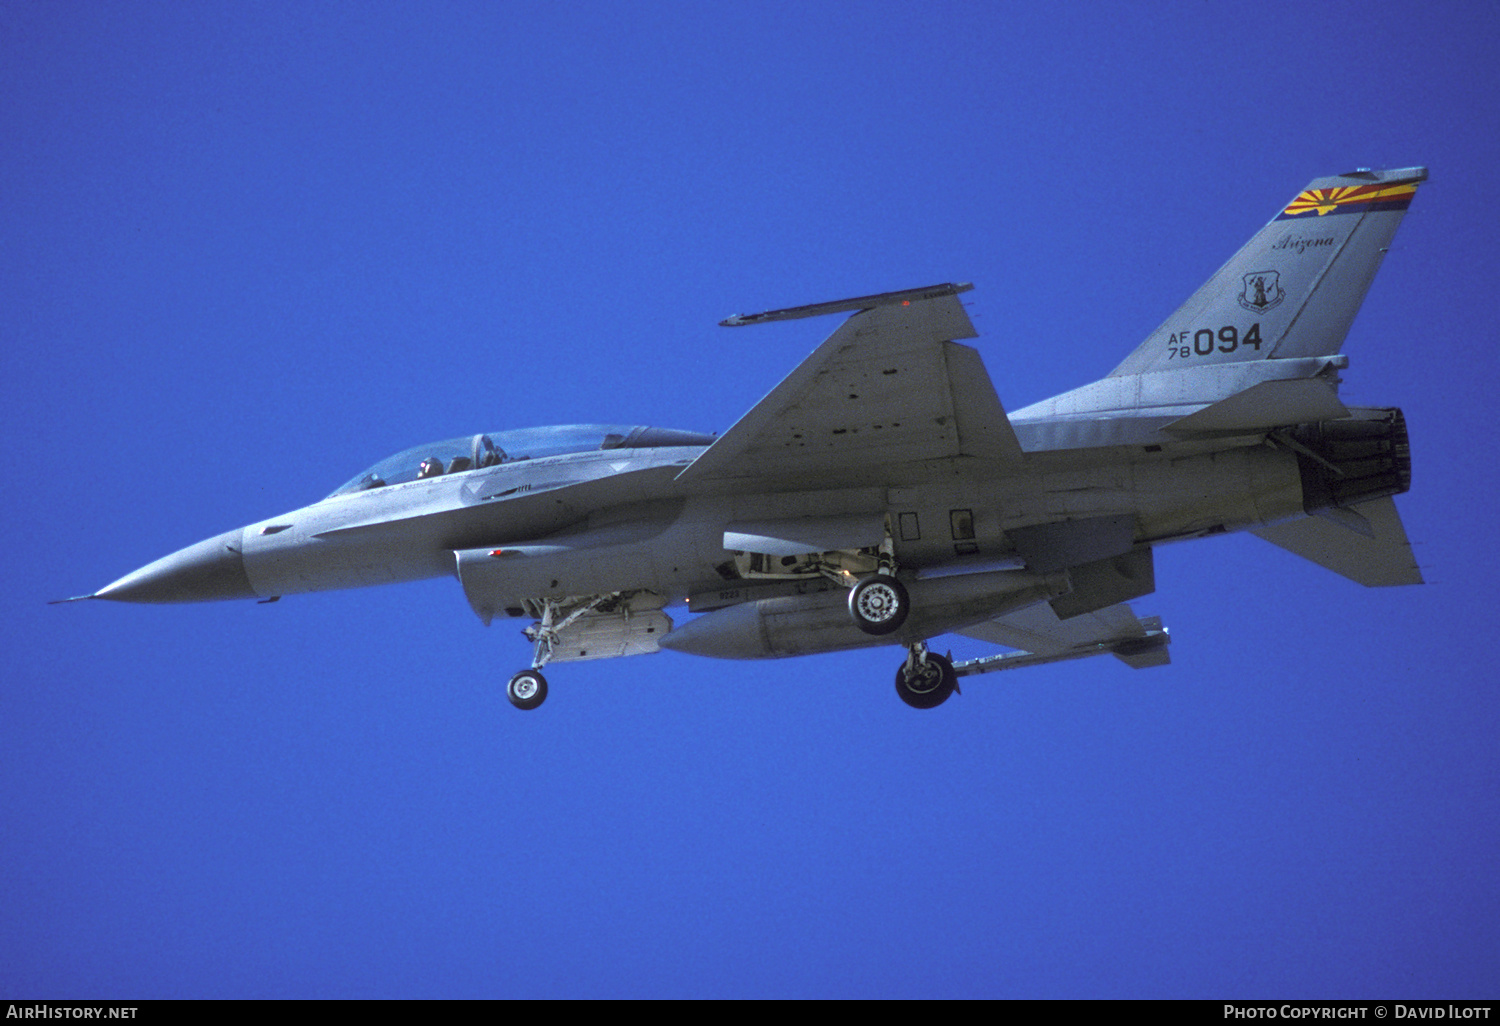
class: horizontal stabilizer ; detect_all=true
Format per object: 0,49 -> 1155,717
1163,377 -> 1349,435
1252,496 -> 1422,586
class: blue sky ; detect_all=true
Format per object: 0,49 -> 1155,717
4,0 -> 1498,998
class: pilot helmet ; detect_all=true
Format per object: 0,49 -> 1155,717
417,457 -> 445,478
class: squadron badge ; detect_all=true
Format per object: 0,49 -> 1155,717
1239,270 -> 1284,314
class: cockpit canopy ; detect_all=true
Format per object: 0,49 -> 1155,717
327,424 -> 715,499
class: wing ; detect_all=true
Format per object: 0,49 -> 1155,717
677,283 -> 1022,484
955,601 -> 1170,671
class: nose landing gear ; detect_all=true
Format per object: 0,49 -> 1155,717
505,594 -> 608,710
506,668 -> 548,710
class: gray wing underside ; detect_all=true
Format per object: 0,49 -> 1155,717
956,601 -> 1170,670
1253,496 -> 1423,586
678,289 -> 1022,483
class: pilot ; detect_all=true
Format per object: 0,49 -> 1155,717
417,457 -> 445,479
475,434 -> 506,468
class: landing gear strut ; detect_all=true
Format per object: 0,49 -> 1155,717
505,595 -> 609,710
895,642 -> 957,709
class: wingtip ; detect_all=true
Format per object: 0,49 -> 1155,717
719,281 -> 976,328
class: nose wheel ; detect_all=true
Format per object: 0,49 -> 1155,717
895,644 -> 957,709
507,669 -> 548,710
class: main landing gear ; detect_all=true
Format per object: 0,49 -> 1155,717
848,574 -> 910,635
843,533 -> 953,708
847,531 -> 911,636
894,642 -> 958,709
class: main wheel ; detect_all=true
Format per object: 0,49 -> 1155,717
895,652 -> 957,709
507,669 -> 548,710
848,574 -> 910,635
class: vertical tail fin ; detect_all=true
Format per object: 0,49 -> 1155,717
1110,167 -> 1426,377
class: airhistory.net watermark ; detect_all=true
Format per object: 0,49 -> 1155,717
6,1008 -> 137,1020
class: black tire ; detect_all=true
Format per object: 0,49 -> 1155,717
507,669 -> 548,710
848,574 -> 910,636
895,652 -> 956,709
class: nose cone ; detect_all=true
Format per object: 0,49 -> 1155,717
94,528 -> 256,603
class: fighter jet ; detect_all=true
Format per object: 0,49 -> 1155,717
60,167 -> 1427,710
